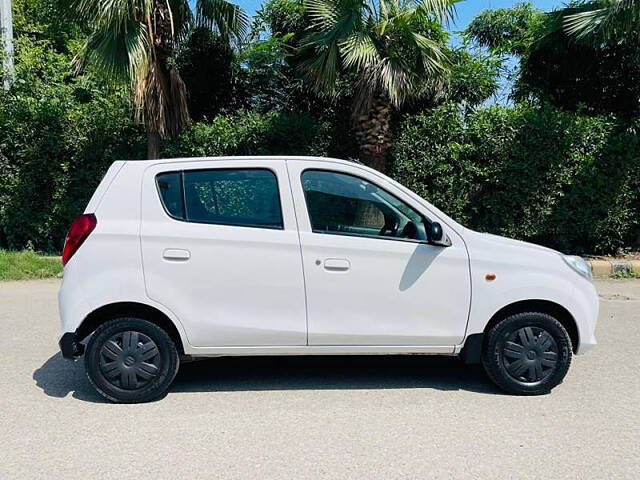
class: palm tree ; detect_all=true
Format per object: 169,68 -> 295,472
70,0 -> 248,159
299,0 -> 457,172
564,0 -> 640,42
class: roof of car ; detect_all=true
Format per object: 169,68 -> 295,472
131,155 -> 357,165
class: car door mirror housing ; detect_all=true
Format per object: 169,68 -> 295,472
427,221 -> 451,247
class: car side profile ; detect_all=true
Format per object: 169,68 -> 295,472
58,156 -> 598,403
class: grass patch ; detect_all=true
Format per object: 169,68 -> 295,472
0,250 -> 62,281
610,269 -> 640,279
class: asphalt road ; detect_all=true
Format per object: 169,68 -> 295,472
1,278 -> 638,479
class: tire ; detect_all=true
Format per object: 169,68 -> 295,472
84,317 -> 180,403
481,312 -> 572,395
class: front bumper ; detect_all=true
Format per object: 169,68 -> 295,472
573,279 -> 599,355
59,332 -> 84,359
576,332 -> 597,355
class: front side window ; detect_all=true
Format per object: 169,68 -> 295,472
156,168 -> 283,229
301,170 -> 427,241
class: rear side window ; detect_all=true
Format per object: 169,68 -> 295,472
156,168 -> 283,229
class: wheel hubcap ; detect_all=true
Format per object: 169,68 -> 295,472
99,331 -> 161,390
502,326 -> 558,384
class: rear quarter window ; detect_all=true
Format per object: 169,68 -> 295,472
156,172 -> 185,219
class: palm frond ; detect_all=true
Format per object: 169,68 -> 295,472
564,0 -> 640,42
305,0 -> 341,29
301,0 -> 452,110
411,32 -> 449,74
298,37 -> 341,92
377,58 -> 413,106
133,58 -> 190,137
196,0 -> 249,41
299,0 -> 366,94
340,31 -> 379,70
73,1 -> 152,83
416,0 -> 459,25
352,57 -> 413,113
168,0 -> 194,40
564,6 -> 609,39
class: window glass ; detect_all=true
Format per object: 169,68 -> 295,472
157,172 -> 185,219
301,170 -> 426,241
183,169 -> 283,229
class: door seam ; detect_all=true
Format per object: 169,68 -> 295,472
284,159 -> 310,346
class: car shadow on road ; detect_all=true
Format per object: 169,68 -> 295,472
172,355 -> 502,395
34,352 -> 502,403
33,352 -> 106,403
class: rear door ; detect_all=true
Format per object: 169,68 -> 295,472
140,159 -> 307,347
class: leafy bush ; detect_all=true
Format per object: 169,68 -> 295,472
391,104 -> 640,254
177,28 -> 235,120
0,31 -> 146,252
0,88 -> 145,252
0,101 -> 349,252
163,110 -> 337,158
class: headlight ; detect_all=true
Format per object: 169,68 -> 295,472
562,255 -> 593,281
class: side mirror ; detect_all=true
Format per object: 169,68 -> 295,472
428,221 -> 451,247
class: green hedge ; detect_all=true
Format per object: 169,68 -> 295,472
0,90 -> 145,253
163,110 -> 334,158
0,108 -> 338,252
391,104 -> 640,254
0,31 -> 147,253
1,92 -> 638,255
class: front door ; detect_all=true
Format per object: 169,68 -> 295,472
141,159 -> 307,347
287,160 -> 471,346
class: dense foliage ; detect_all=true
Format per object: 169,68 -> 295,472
177,28 -> 236,120
163,110 -> 346,159
0,0 -> 638,255
0,0 -> 145,251
392,104 -> 640,254
466,2 -> 640,117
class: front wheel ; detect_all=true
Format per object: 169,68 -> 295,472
84,317 -> 179,403
482,312 -> 572,395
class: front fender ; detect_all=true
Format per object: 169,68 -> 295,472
463,254 -> 597,354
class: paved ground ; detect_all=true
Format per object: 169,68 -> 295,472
1,279 -> 638,479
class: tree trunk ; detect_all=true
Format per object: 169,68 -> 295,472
353,95 -> 392,173
136,1 -> 189,159
147,130 -> 160,159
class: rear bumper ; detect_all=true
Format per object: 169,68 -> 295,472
59,332 -> 84,359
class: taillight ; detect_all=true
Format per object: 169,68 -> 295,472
61,214 -> 97,266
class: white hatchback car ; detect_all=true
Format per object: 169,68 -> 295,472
58,156 -> 598,403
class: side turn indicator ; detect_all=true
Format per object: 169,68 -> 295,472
485,273 -> 496,281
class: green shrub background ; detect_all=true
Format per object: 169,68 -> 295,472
391,105 -> 640,255
1,98 -> 638,255
2,0 -> 638,256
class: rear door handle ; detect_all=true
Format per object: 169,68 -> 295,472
163,248 -> 191,261
323,258 -> 350,272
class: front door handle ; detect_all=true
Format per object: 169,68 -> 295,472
323,258 -> 350,272
163,248 -> 191,261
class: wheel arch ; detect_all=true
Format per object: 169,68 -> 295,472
76,302 -> 185,355
461,299 -> 579,364
484,299 -> 579,353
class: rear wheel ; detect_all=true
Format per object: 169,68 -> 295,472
84,317 -> 179,403
482,312 -> 572,395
